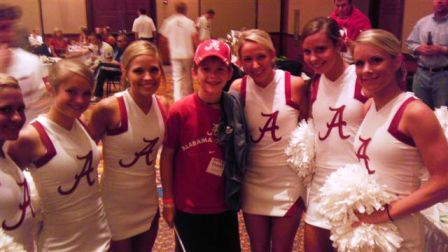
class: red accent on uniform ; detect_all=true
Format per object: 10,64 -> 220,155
107,96 -> 128,135
387,97 -> 417,146
31,121 -> 57,168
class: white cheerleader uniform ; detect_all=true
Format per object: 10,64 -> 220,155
241,69 -> 305,216
305,65 -> 367,229
30,115 -> 111,252
354,92 -> 424,251
101,91 -> 165,241
0,147 -> 35,252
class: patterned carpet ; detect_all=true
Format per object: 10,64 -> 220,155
94,66 -> 305,251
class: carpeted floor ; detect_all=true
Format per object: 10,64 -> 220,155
94,65 -> 305,251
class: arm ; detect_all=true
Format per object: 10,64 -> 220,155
229,78 -> 242,93
7,125 -> 45,169
84,97 -> 119,143
357,101 -> 448,224
160,146 -> 176,228
291,76 -> 310,121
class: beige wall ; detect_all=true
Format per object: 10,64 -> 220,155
258,0 -> 281,33
41,0 -> 87,35
287,0 -> 334,34
402,0 -> 433,51
0,0 -> 87,35
0,0 -> 40,33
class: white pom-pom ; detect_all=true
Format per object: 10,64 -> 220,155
319,164 -> 403,252
0,229 -> 26,252
285,119 -> 316,185
434,106 -> 448,138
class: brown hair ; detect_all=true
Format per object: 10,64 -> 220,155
301,17 -> 341,45
0,74 -> 20,90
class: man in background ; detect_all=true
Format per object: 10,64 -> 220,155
0,4 -> 50,123
407,0 -> 448,109
160,2 -> 197,101
114,33 -> 128,63
330,0 -> 371,63
132,8 -> 157,43
196,9 -> 215,42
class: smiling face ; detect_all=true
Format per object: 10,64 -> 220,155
303,30 -> 342,76
125,54 -> 162,98
0,87 -> 25,142
52,74 -> 92,119
239,41 -> 275,87
195,57 -> 232,98
353,43 -> 401,98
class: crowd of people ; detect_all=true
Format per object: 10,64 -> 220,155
2,0 -> 448,252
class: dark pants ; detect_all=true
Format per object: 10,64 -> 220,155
94,64 -> 122,97
140,37 -> 154,44
174,209 -> 241,252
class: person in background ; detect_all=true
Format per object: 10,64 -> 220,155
229,29 -> 308,252
88,40 -> 168,252
301,17 -> 367,251
159,1 -> 197,102
114,33 -> 129,62
87,32 -> 114,68
28,28 -> 50,56
0,74 -> 35,252
48,27 -> 68,58
0,4 -> 50,123
103,26 -> 116,49
196,9 -> 215,42
406,0 -> 448,109
329,0 -> 372,63
28,28 -> 43,48
78,26 -> 89,45
353,28 -> 448,251
8,59 -> 111,251
161,39 -> 241,252
132,8 -> 157,43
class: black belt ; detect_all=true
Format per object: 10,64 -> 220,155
418,64 -> 448,73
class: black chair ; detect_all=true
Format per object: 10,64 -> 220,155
94,62 -> 122,98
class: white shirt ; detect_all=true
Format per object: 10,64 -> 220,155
196,15 -> 211,41
28,34 -> 43,47
132,15 -> 156,39
160,14 -> 197,59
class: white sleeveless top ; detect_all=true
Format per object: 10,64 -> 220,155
241,69 -> 305,216
101,90 -> 165,240
354,92 -> 425,251
354,92 -> 424,196
312,65 -> 366,170
0,146 -> 35,252
30,115 -> 110,251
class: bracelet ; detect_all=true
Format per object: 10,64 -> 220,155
162,198 -> 174,205
385,204 -> 394,222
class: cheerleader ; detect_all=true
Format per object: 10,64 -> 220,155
230,29 -> 308,252
301,17 -> 368,251
87,40 -> 168,251
352,29 -> 448,251
0,75 -> 35,251
8,60 -> 111,251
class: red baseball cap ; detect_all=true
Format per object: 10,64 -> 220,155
194,39 -> 231,66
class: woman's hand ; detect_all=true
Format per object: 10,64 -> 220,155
352,206 -> 390,227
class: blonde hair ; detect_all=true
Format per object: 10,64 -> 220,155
354,29 -> 406,89
121,40 -> 165,89
237,29 -> 275,60
0,74 -> 20,90
48,59 -> 94,89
